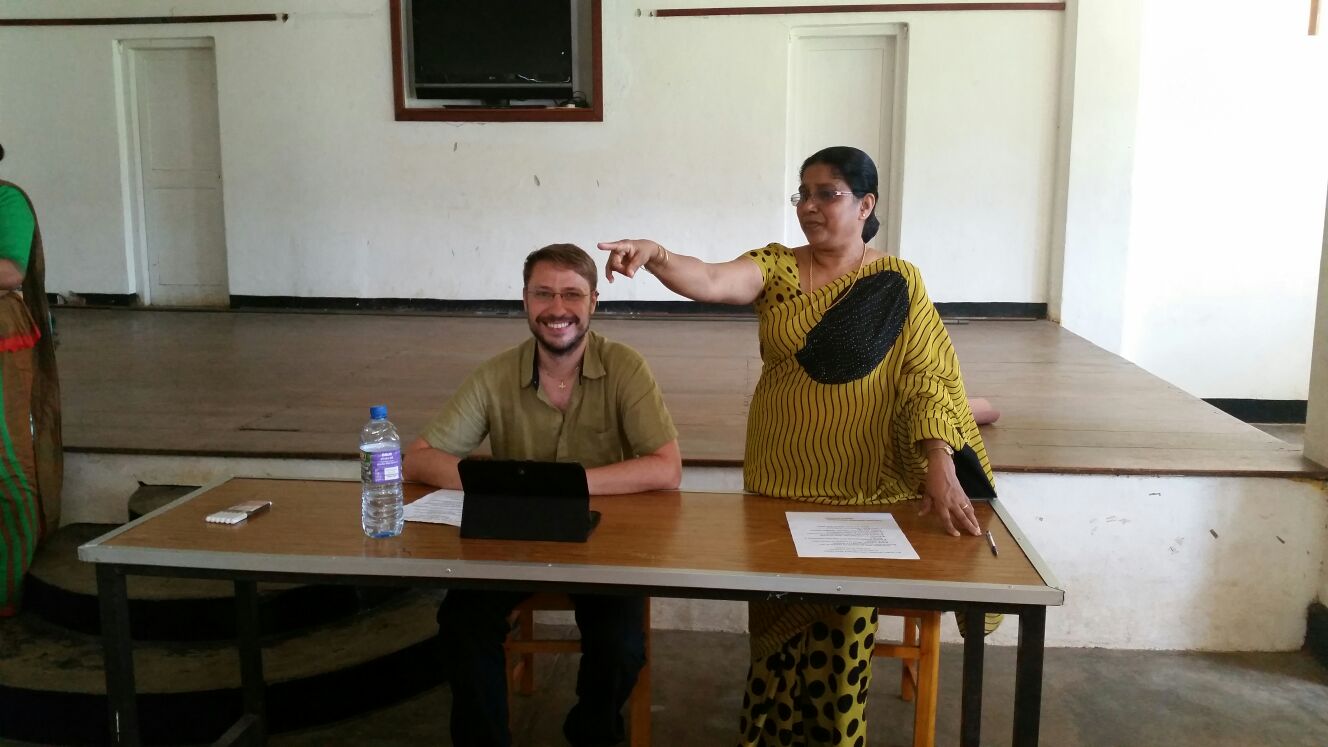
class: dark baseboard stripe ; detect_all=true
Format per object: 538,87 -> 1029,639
230,295 -> 757,317
1309,602 -> 1328,670
935,302 -> 1046,318
48,292 -> 139,307
232,295 -> 525,315
47,295 -> 1048,319
1204,399 -> 1308,424
230,295 -> 1046,319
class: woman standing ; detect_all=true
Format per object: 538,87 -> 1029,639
600,146 -> 995,745
0,143 -> 63,617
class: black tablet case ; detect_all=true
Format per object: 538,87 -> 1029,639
458,459 -> 598,542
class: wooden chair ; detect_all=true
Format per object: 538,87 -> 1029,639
875,608 -> 942,747
504,593 -> 652,747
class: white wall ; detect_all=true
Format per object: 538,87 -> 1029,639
993,472 -> 1327,651
1052,0 -> 1144,353
1121,0 -> 1328,400
894,13 -> 1062,302
0,23 -> 138,293
0,0 -> 1060,303
1308,188 -> 1328,604
1311,191 -> 1328,470
1056,0 -> 1328,399
5,5 -> 1326,391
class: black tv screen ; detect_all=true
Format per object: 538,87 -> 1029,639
411,0 -> 574,102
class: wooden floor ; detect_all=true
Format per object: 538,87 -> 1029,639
55,308 -> 1321,477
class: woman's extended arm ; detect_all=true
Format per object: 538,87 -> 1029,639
597,239 -> 765,305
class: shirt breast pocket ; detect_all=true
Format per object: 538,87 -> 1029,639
571,386 -> 625,464
579,426 -> 625,467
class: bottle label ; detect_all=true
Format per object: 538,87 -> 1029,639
363,448 -> 401,484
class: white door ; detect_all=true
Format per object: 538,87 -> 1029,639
786,28 -> 905,253
126,42 -> 229,306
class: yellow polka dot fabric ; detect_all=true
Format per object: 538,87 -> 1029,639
739,608 -> 877,747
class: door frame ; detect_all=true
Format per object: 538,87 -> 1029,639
115,36 -> 220,306
786,24 -> 909,255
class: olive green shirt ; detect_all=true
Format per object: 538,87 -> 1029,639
422,330 -> 677,467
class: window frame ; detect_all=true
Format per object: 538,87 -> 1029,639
389,0 -> 603,122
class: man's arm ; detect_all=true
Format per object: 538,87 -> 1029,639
585,439 -> 681,495
401,368 -> 490,489
402,435 -> 679,494
401,437 -> 465,490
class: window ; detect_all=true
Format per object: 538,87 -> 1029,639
389,0 -> 603,122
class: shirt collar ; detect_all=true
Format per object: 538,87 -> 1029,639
521,330 -> 607,388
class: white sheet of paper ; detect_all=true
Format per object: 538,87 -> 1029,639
403,488 -> 465,526
786,512 -> 919,560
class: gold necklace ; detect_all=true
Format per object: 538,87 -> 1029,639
542,366 -> 580,390
810,243 -> 869,312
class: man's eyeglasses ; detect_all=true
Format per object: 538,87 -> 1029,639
525,289 -> 592,304
789,189 -> 857,207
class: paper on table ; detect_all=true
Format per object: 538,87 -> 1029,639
403,488 -> 465,527
786,512 -> 919,560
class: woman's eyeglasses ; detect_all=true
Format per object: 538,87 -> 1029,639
525,289 -> 591,304
789,189 -> 857,207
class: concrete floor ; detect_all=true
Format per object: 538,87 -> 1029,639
271,627 -> 1328,747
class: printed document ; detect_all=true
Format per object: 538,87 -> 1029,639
786,512 -> 919,560
403,488 -> 464,527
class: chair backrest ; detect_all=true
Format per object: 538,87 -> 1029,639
504,593 -> 653,747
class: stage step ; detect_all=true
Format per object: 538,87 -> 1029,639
126,482 -> 197,520
0,588 -> 444,745
4,482 -> 445,744
25,522 -> 396,640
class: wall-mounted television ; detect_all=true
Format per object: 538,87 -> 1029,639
409,0 -> 577,105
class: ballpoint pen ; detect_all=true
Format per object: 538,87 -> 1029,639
985,530 -> 999,557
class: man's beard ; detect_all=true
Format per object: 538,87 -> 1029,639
530,314 -> 588,357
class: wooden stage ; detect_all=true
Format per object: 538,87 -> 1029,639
56,308 -> 1321,478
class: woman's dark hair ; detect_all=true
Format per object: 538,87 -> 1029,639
0,143 -> 5,162
800,146 -> 880,243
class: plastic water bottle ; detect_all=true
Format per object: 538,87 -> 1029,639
360,405 -> 404,538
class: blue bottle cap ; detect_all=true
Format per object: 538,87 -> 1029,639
369,405 -> 388,420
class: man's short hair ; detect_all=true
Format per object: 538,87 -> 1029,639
523,243 -> 598,294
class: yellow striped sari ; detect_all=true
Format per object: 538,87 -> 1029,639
736,244 -> 994,746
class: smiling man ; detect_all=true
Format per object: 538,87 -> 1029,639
402,243 -> 681,747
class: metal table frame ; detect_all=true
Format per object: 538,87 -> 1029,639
82,483 -> 1063,747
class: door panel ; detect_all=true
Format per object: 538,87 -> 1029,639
130,44 -> 229,306
787,33 -> 898,251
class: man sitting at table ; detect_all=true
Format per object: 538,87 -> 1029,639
402,243 -> 682,747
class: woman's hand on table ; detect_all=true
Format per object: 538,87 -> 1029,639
919,452 -> 982,537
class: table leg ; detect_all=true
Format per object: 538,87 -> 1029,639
1012,606 -> 1047,747
235,580 -> 267,744
97,564 -> 140,746
960,608 -> 985,747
